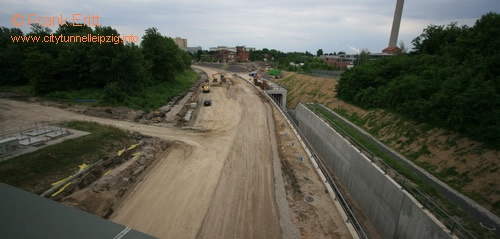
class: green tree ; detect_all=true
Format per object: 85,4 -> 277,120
337,12 -> 500,147
87,26 -> 125,88
141,27 -> 188,81
398,41 -> 407,53
411,22 -> 468,55
316,49 -> 323,56
357,49 -> 370,66
0,27 -> 26,85
23,51 -> 57,94
55,21 -> 92,35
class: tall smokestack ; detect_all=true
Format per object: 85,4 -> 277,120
388,0 -> 404,47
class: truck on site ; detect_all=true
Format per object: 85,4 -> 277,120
253,74 -> 262,85
268,69 -> 282,79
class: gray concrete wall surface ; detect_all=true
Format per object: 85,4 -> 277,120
313,104 -> 500,237
294,103 -> 451,239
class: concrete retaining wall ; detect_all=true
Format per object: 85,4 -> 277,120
294,104 -> 451,239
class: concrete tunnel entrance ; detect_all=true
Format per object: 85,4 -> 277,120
264,82 -> 287,110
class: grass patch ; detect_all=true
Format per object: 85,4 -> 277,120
278,75 -> 297,89
332,106 -> 348,117
417,160 -> 438,172
408,144 -> 432,161
437,166 -> 459,178
45,88 -> 104,102
493,200 -> 500,215
0,85 -> 33,94
0,121 -> 134,194
126,69 -> 199,110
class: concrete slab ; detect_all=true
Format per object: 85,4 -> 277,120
45,131 -> 69,138
25,128 -> 53,136
19,137 -> 45,146
0,137 -> 18,144
1,128 -> 89,161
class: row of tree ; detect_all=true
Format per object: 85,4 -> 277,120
0,23 -> 192,103
191,47 -> 344,72
336,12 -> 499,147
248,49 -> 340,71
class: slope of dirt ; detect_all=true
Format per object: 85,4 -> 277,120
273,73 -> 500,215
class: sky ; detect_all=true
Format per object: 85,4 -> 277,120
2,0 -> 499,54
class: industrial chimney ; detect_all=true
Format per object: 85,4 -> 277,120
388,0 -> 405,48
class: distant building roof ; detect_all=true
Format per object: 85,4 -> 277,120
382,46 -> 401,54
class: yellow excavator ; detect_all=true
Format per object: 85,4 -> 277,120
212,72 -> 226,83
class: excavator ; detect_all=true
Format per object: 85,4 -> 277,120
212,72 -> 226,83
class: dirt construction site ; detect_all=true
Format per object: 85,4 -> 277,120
0,66 -> 354,239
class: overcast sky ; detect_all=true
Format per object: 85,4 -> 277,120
2,0 -> 499,54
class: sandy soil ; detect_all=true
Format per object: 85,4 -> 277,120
0,66 -> 352,239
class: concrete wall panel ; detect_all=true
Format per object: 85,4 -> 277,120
294,104 -> 451,239
395,193 -> 451,239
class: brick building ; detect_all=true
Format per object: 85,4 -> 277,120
208,46 -> 254,62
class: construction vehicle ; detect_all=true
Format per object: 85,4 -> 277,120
203,98 -> 212,106
212,72 -> 226,83
202,83 -> 210,93
268,69 -> 282,79
253,74 -> 262,86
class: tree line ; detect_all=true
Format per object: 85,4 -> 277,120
248,49 -> 340,72
0,23 -> 192,105
191,47 -> 342,72
336,12 -> 499,148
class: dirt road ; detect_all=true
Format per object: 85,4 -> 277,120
107,67 -> 283,239
0,66 -> 352,239
196,72 -> 281,238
